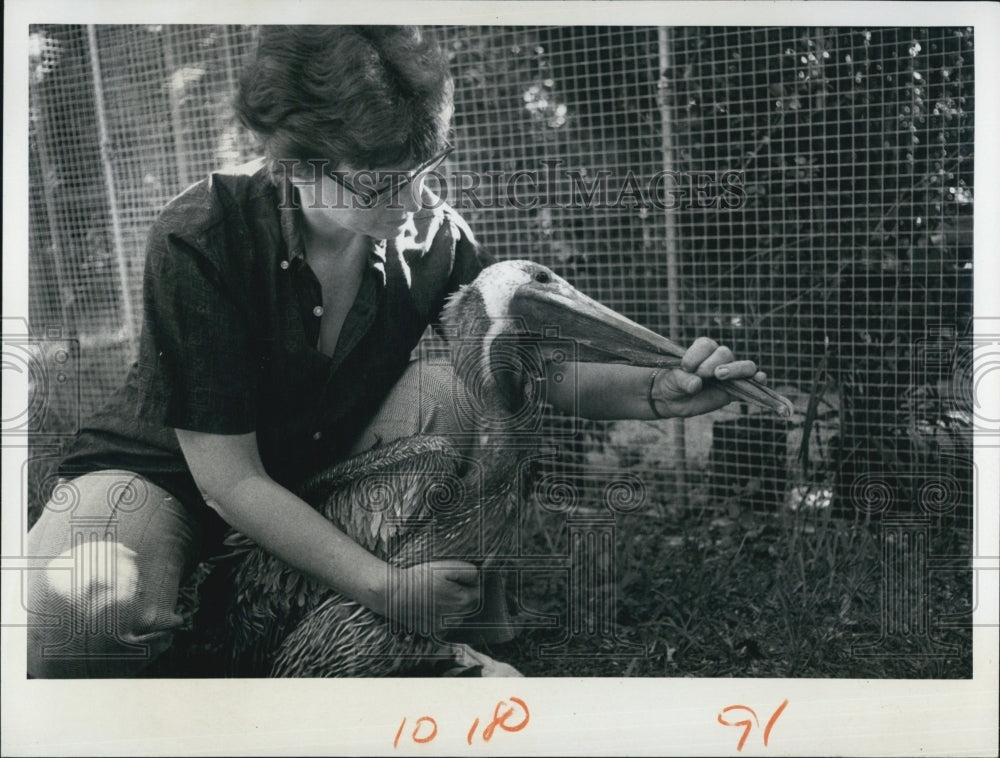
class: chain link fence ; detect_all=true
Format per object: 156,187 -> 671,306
26,25 -> 974,525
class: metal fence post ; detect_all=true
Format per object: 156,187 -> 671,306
161,32 -> 193,190
85,25 -> 138,348
657,27 -> 687,506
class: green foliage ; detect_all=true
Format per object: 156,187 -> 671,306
499,501 -> 972,678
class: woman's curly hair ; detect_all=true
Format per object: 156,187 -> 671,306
236,26 -> 453,182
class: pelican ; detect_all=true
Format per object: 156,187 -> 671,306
222,260 -> 793,677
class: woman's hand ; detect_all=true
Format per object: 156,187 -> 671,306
386,560 -> 480,632
651,337 -> 767,419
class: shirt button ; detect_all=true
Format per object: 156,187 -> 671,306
313,306 -> 324,317
279,260 -> 290,270
312,431 -> 323,441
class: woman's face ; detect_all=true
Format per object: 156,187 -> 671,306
291,160 -> 433,242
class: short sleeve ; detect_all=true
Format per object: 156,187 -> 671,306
134,212 -> 258,434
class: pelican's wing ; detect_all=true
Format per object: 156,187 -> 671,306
226,435 -> 465,673
297,435 -> 463,560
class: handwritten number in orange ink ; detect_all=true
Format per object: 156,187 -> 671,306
763,698 -> 789,746
397,698 -> 530,748
393,716 -> 438,747
717,700 -> 789,752
717,705 -> 758,753
480,697 -> 531,743
394,718 -> 406,749
412,717 -> 438,744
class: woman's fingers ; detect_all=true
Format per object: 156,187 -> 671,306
679,338 -> 760,383
661,369 -> 703,396
679,336 -> 721,373
655,340 -> 769,418
438,561 -> 479,587
393,561 -> 482,628
712,359 -> 759,381
433,561 -> 481,613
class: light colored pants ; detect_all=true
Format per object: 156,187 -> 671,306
26,472 -> 201,678
26,359 -> 470,678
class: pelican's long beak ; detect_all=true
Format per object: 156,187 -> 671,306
508,282 -> 795,418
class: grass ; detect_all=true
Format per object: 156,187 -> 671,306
485,474 -> 973,679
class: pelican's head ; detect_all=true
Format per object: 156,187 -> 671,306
439,260 -> 689,415
443,258 -> 692,358
440,260 -> 794,419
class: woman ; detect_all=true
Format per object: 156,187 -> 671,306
26,26 -> 765,677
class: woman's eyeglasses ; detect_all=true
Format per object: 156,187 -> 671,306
327,144 -> 454,207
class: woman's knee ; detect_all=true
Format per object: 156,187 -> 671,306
25,472 -> 197,678
27,539 -> 179,678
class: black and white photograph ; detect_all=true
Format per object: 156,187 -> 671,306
3,1 -> 998,755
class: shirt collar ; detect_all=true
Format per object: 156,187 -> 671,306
278,181 -> 388,274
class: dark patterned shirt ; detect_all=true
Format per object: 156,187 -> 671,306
59,159 -> 493,531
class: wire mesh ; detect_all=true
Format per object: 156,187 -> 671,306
657,27 -> 973,521
28,24 -> 259,421
26,25 -> 974,526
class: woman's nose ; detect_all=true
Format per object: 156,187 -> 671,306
395,177 -> 425,213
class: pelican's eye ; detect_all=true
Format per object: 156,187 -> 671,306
534,271 -> 551,284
